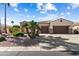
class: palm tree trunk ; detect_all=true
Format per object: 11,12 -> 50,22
4,3 -> 7,33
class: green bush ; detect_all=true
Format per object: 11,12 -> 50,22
0,35 -> 6,42
74,30 -> 79,34
8,25 -> 20,33
13,32 -> 24,37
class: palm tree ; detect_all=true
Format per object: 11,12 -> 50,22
3,3 -> 10,33
11,20 -> 14,26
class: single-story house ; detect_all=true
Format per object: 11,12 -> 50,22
20,18 -> 79,34
39,18 -> 73,34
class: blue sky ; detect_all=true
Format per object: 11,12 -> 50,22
0,3 -> 79,25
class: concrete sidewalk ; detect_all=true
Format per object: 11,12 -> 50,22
0,46 -> 66,51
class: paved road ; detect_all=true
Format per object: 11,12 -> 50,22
0,51 -> 79,56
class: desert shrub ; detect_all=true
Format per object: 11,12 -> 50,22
74,30 -> 79,34
13,32 -> 24,37
8,25 -> 20,33
13,25 -> 20,28
0,35 -> 6,42
8,27 -> 13,33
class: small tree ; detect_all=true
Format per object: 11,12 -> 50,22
11,21 -> 14,26
74,30 -> 78,34
21,20 -> 40,39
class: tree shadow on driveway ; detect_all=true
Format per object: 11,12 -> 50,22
8,35 -> 79,55
38,36 -> 79,55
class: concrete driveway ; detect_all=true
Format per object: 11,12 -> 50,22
40,34 -> 79,43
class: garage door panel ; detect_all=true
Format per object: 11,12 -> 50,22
53,26 -> 69,34
41,26 -> 49,33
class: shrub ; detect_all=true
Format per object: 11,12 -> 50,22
13,25 -> 20,28
74,30 -> 79,34
8,25 -> 20,33
0,35 -> 6,42
8,27 -> 12,33
13,32 -> 24,37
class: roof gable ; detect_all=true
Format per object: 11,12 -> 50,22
51,18 -> 74,26
52,18 -> 73,23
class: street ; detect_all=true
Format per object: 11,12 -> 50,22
0,51 -> 79,56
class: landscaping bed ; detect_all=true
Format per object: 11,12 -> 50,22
0,41 -> 17,47
0,36 -> 39,47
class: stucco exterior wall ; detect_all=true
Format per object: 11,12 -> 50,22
48,19 -> 73,34
72,26 -> 79,30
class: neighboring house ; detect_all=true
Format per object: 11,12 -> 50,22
20,18 -> 79,34
72,22 -> 79,30
72,22 -> 79,33
20,21 -> 27,33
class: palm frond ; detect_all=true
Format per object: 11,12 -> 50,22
7,3 -> 10,6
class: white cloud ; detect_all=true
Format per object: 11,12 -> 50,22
36,3 -> 57,14
38,14 -> 58,21
24,8 -> 28,12
10,3 -> 19,12
26,15 -> 30,17
14,8 -> 19,12
44,3 -> 57,11
66,12 -> 70,15
47,14 -> 56,17
59,12 -> 67,19
67,6 -> 71,10
59,16 -> 67,19
18,14 -> 22,16
60,12 -> 64,16
10,3 -> 18,7
70,3 -> 79,9
39,10 -> 47,14
30,4 -> 33,6
36,3 -> 44,10
33,16 -> 35,18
